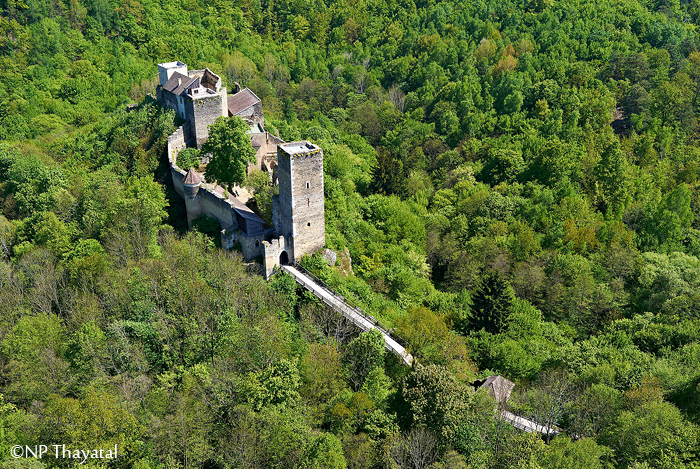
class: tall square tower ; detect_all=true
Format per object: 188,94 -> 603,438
276,141 -> 325,261
157,61 -> 188,87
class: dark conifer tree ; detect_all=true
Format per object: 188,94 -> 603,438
470,270 -> 515,333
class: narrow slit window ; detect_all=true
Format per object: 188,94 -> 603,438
306,182 -> 310,189
307,198 -> 310,206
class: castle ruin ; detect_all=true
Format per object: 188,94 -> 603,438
157,61 -> 325,278
157,61 -> 228,147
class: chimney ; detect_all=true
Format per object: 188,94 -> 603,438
178,78 -> 182,87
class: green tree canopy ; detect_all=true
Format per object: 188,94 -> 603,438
343,329 -> 385,391
402,364 -> 472,442
470,270 -> 516,334
202,116 -> 256,192
103,175 -> 167,263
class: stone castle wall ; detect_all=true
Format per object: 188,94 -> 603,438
161,64 -> 325,276
263,236 -> 288,279
221,227 -> 271,260
275,149 -> 294,252
290,149 -> 325,258
168,126 -> 239,233
198,187 -> 236,228
158,88 -> 180,117
236,101 -> 264,124
250,131 -> 284,173
168,127 -> 187,198
167,124 -> 276,264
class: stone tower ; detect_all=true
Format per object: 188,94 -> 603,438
183,69 -> 228,147
156,62 -> 227,147
157,61 -> 188,88
183,168 -> 202,228
275,141 -> 325,261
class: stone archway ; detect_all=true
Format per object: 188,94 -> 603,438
279,251 -> 289,265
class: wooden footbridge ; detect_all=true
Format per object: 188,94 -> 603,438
500,411 -> 560,437
280,264 -> 414,366
279,264 -> 561,439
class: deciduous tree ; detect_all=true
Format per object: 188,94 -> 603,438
402,364 -> 472,441
343,329 -> 385,391
202,117 -> 256,193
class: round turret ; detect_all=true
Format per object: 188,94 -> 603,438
183,168 -> 202,199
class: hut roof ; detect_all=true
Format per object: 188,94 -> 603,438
480,375 -> 515,404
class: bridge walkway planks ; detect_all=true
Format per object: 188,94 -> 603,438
281,264 -> 414,366
501,411 -> 560,437
281,267 -> 561,438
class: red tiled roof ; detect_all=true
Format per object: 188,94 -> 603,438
228,88 -> 261,116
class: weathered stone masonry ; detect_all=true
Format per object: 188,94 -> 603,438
274,142 -> 325,261
158,60 -> 326,278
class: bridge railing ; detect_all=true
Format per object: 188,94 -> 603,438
287,262 -> 410,349
500,410 -> 560,436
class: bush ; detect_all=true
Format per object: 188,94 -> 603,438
177,148 -> 201,171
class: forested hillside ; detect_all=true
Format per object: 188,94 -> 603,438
1,0 -> 700,467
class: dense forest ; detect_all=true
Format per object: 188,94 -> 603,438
1,0 -> 700,466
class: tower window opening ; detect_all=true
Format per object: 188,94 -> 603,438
307,198 -> 310,206
307,222 -> 311,227
306,182 -> 310,189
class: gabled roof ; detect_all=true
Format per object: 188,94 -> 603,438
163,71 -> 198,96
183,168 -> 202,185
186,77 -> 201,91
228,88 -> 261,116
212,185 -> 266,225
480,375 -> 515,404
251,136 -> 262,148
230,196 -> 265,224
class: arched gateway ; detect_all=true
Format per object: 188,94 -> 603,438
279,251 -> 289,265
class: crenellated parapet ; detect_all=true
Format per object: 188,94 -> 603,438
159,59 -> 326,276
